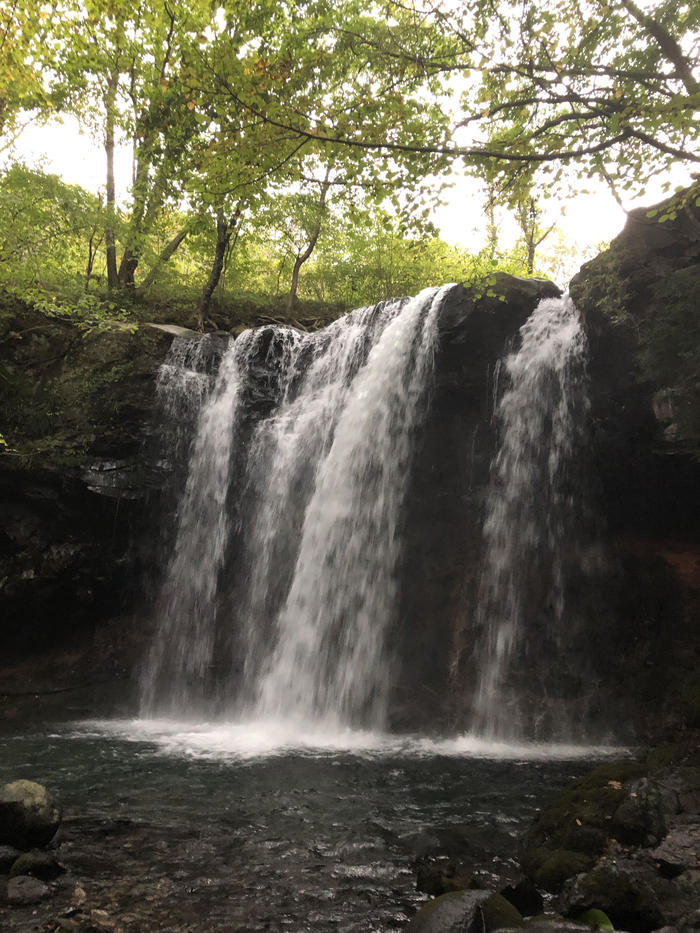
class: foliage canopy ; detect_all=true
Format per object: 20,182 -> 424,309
0,0 -> 697,319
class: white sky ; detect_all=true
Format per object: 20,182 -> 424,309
8,115 -> 694,285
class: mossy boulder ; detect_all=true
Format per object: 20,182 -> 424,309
482,892 -> 524,929
521,762 -> 645,891
406,890 -> 491,932
527,849 -> 595,892
0,780 -> 62,849
560,864 -> 664,932
406,890 -> 524,932
9,849 -> 64,880
574,908 -> 614,930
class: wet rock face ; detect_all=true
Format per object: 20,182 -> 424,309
1,278 -> 563,724
570,183 -> 700,460
570,186 -> 700,540
393,275 -> 561,729
0,298 -> 174,659
569,183 -> 700,737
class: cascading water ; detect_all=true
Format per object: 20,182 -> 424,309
470,294 -> 591,740
141,287 -> 449,728
251,291 -> 443,727
141,330 -> 262,713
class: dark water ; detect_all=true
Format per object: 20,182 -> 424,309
0,723 -> 620,931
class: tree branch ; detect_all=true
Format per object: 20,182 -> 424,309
619,0 -> 699,95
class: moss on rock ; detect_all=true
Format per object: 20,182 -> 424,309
521,762 -> 645,892
482,891 -> 524,929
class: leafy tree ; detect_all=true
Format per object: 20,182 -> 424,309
0,163 -> 104,291
515,197 -> 556,276
0,1 -> 61,144
225,0 -> 698,198
51,1 -> 211,289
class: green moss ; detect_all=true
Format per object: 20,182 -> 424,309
0,294 -> 174,473
521,761 -> 645,892
531,849 -> 594,891
482,892 -> 524,929
565,865 -> 663,930
575,908 -> 614,930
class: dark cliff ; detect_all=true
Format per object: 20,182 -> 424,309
570,183 -> 700,736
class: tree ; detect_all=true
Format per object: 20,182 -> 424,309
216,0 -> 698,199
52,1 -> 211,289
0,163 -> 105,291
0,1 -> 60,145
515,197 -> 556,276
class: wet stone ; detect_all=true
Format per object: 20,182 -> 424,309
406,890 -> 491,932
6,873 -> 51,905
0,780 -> 62,849
9,848 -> 64,880
650,824 -> 700,878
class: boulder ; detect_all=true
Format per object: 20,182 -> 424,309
612,777 -> 670,847
500,877 -> 544,917
560,862 -> 665,932
481,892 -> 524,929
6,873 -> 51,905
0,780 -> 62,848
406,890 -> 491,932
649,825 -> 700,878
415,858 -> 475,896
406,890 -> 525,932
9,848 -> 64,880
574,908 -> 614,930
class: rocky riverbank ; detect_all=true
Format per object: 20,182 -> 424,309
409,737 -> 700,932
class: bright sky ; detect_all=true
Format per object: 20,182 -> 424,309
8,115 -> 694,286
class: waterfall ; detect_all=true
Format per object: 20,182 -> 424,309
141,330 -> 263,713
471,295 -> 590,740
141,286 -> 449,726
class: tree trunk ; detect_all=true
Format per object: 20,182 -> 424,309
138,225 -> 190,293
104,70 -> 119,291
197,212 -> 233,330
526,234 -> 536,275
84,228 -> 103,291
287,256 -> 304,314
286,170 -> 331,315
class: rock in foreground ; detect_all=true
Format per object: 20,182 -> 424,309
0,780 -> 62,849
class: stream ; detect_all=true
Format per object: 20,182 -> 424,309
0,721 -> 623,931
